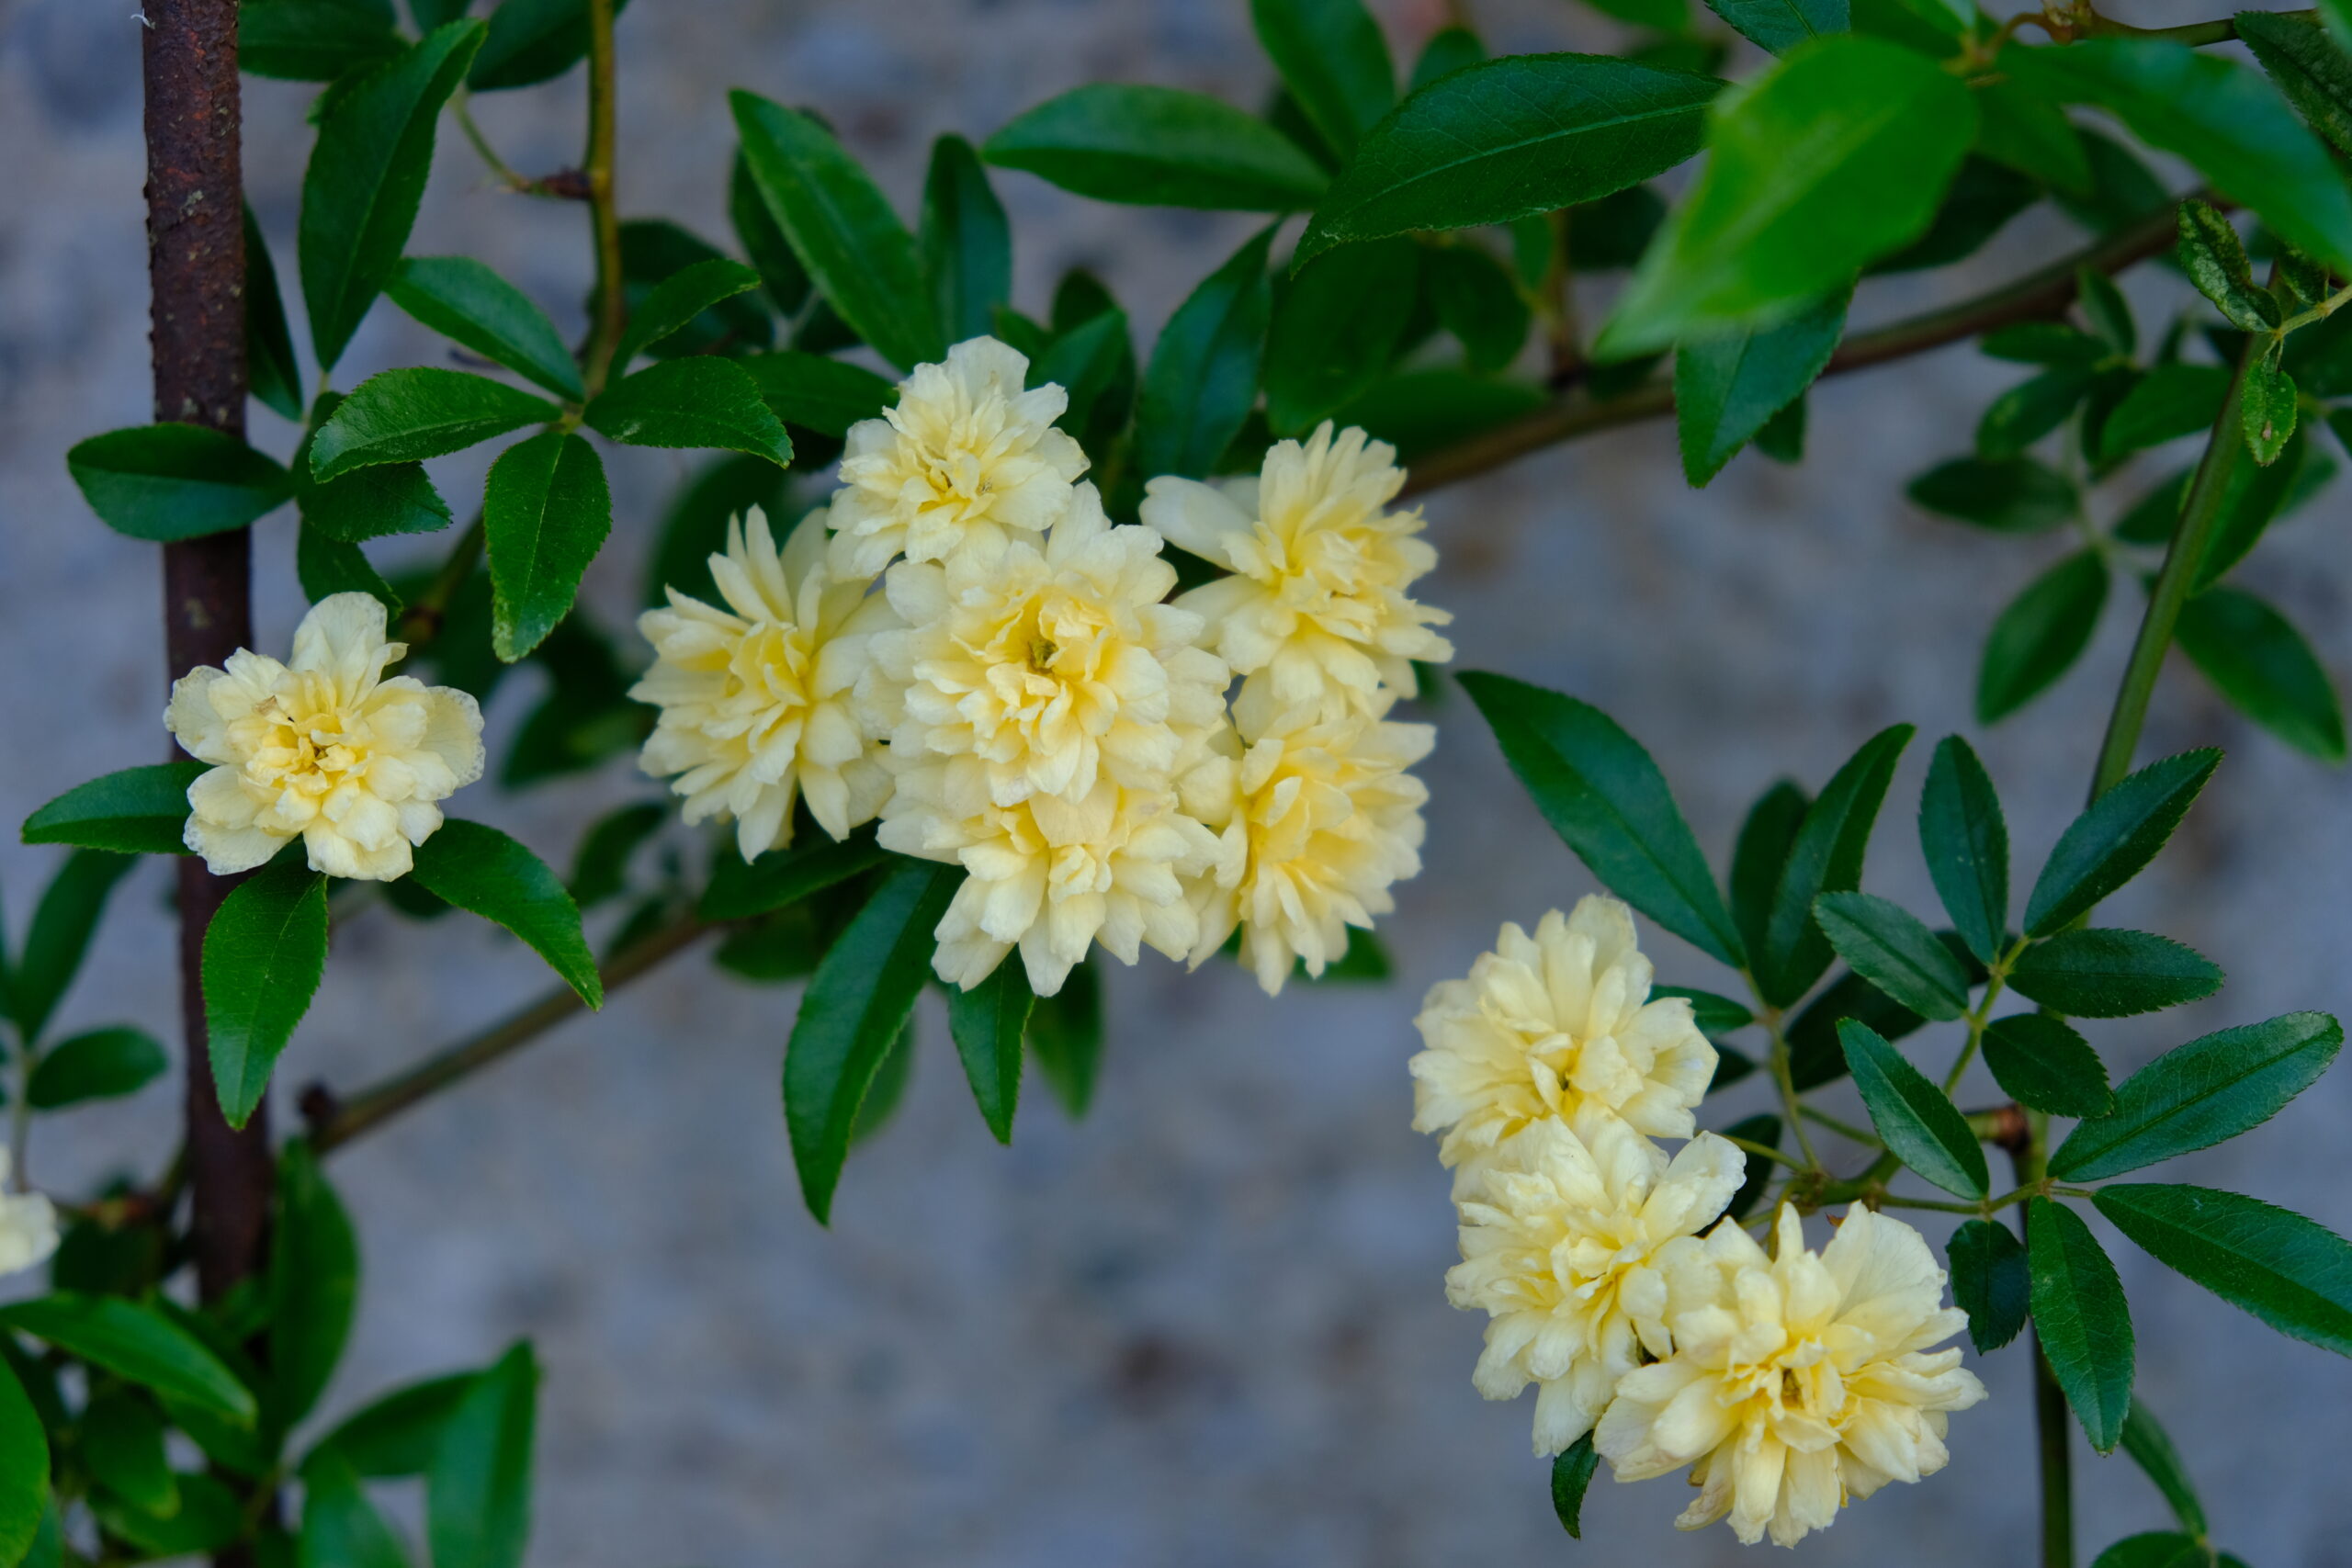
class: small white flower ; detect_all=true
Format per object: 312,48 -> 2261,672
0,1151 -> 60,1279
879,758 -> 1219,998
828,336 -> 1090,577
632,506 -> 897,863
1141,422 -> 1453,717
866,484 -> 1229,809
1409,897 -> 1716,1171
1596,1204 -> 1988,1549
1186,696 -> 1431,996
165,592 -> 484,881
1449,1111 -> 1744,1456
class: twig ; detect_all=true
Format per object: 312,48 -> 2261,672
579,0 -> 626,395
305,915 -> 710,1155
1402,198 -> 2190,500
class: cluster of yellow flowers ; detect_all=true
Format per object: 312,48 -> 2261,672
633,335 -> 1452,998
1408,897 -> 1985,1548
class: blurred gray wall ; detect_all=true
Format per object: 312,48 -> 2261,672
4,0 -> 2349,1563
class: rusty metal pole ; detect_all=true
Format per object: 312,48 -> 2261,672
141,0 -> 273,1307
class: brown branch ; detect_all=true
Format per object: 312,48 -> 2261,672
145,0 -> 274,1320
304,915 -> 712,1155
1401,197 -> 2189,500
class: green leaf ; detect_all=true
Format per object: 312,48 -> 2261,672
467,0 -> 626,90
1974,78 -> 2092,195
21,763 -> 203,858
1909,456 -> 2077,533
1295,54 -> 1718,265
786,860 -> 959,1222
27,1026 -> 168,1110
2194,423 -> 2309,588
1977,366 -> 2095,459
2052,1011 -> 2341,1179
270,1141 -> 358,1430
9,850 -> 134,1043
1410,26 -> 1487,92
615,219 -> 773,361
1133,225 -> 1277,480
1978,549 -> 2109,724
1917,736 -> 2008,966
203,851 -> 331,1128
738,352 -> 895,441
1426,244 -> 1531,374
67,424 -> 292,542
299,1450 -> 411,1568
299,525 -> 403,614
296,395 -> 455,543
1676,289 -> 1849,486
1027,955 -> 1104,1118
312,1372 -> 479,1477
426,1342 -> 537,1568
481,431 -> 611,662
1757,724 -> 1914,1007
245,205 -> 304,420
584,357 -> 794,466
1839,1018 -> 1988,1198
947,961 -> 1031,1145
2236,8 -> 2352,162
731,91 -> 943,372
2089,1534 -> 2211,1568
2026,750 -> 2221,936
2176,199 -> 2277,333
1730,779 -> 1809,970
0,1294 -> 256,1427
2001,38 -> 2352,275
2177,586 -> 2346,762
311,368 -> 557,479
1601,37 -> 1975,356
1949,1217 -> 2030,1352
1983,1013 -> 2114,1119
388,256 -> 584,400
698,829 -> 889,921
983,85 -> 1327,212
1331,370 -> 1545,464
1548,1434 -> 1600,1538
1656,985 -> 1755,1040
1814,891 -> 1971,1021
2100,365 -> 2231,459
410,820 -> 602,1006
84,1386 -> 174,1515
91,1472 -> 243,1559
2120,1403 -> 2208,1539
2242,354 -> 2298,467
2008,928 -> 2223,1019
1263,238 -> 1421,434
2028,1196 -> 2134,1452
2097,1183 -> 2352,1356
1458,671 -> 1745,968
1705,0 -> 1849,53
729,149 -> 811,318
919,135 -> 1012,346
610,258 -> 763,377
241,0 -> 402,81
1035,307 -> 1137,449
300,22 -> 487,368
0,1365 -> 48,1565
1982,321 -> 2105,367
568,803 -> 666,910
1252,0 -> 1395,156
1871,155 -> 2041,276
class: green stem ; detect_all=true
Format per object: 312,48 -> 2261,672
1945,940 -> 2023,1095
1798,1104 -> 1882,1147
2077,6 -> 2312,44
395,514 -> 485,648
2010,1111 -> 2073,1568
2086,338 -> 2255,798
580,0 -> 626,396
1722,1134 -> 1811,1171
1751,997 -> 1825,1169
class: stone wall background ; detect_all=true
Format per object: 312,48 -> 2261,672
4,0 -> 2349,1562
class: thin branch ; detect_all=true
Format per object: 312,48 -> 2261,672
305,915 -> 711,1155
1402,198 -> 2190,500
579,0 -> 626,395
2077,6 -> 2312,44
